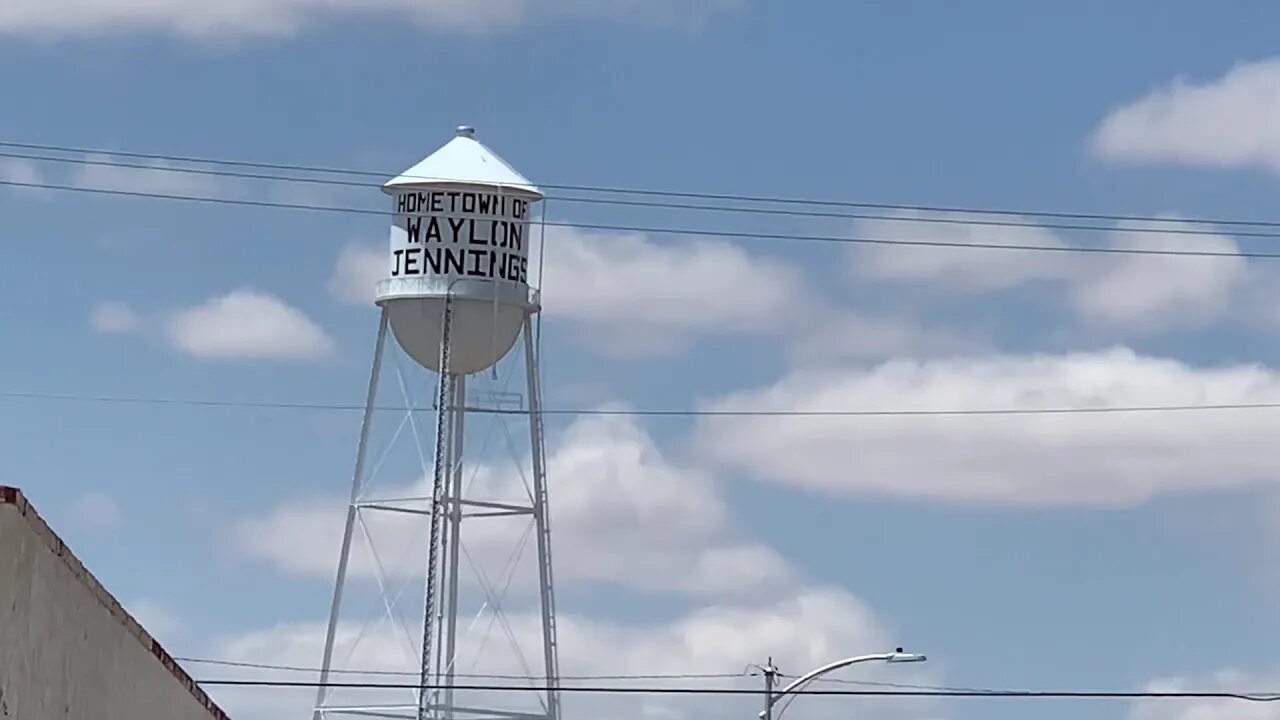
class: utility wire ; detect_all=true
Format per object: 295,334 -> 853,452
14,139 -> 1278,707
0,149 -> 376,190
187,678 -> 1280,701
3,148 -> 1277,241
0,178 -> 1274,260
176,657 -> 973,694
6,138 -> 1280,231
7,390 -> 1280,417
174,656 -> 744,681
174,657 -> 1125,698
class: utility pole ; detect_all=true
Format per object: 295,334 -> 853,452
761,657 -> 779,720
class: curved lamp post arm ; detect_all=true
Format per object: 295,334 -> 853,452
774,653 -> 894,699
759,650 -> 926,720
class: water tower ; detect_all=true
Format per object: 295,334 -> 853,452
312,126 -> 561,720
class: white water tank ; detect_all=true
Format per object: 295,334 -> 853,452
376,126 -> 543,375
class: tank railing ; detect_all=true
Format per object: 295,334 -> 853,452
374,277 -> 541,311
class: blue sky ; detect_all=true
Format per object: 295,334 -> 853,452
5,2 -> 1280,720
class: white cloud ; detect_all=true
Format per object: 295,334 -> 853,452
850,211 -> 1072,292
72,153 -> 236,198
224,412 -> 938,720
0,158 -> 55,200
236,413 -> 793,599
327,242 -> 383,306
0,0 -> 738,39
1130,669 -> 1280,720
1226,263 -> 1280,339
695,347 -> 1280,507
66,492 -> 123,531
534,226 -> 811,354
848,211 -> 1250,333
124,598 -> 181,642
788,307 -> 992,367
1092,57 -> 1280,170
331,226 -> 811,356
89,300 -> 143,334
1068,221 -> 1246,332
0,157 -> 41,183
64,152 -> 348,206
202,586 -> 934,720
166,288 -> 334,360
0,157 -> 44,185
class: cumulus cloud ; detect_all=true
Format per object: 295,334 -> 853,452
327,242 -> 385,306
1068,221 -> 1246,332
222,409 -> 938,720
0,0 -> 739,39
166,288 -> 334,360
0,157 -> 41,183
788,307 -> 993,367
0,158 -> 57,201
331,226 -> 811,356
0,157 -> 45,188
202,586 -> 932,720
1130,669 -> 1280,720
851,211 -> 1073,291
66,492 -> 123,531
124,598 -> 182,643
236,413 -> 793,599
848,210 -> 1249,334
695,347 -> 1280,507
532,226 -> 810,354
1091,57 -> 1280,170
89,300 -> 143,334
71,153 -> 236,198
56,152 -> 345,207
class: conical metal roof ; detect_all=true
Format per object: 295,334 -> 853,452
382,126 -> 541,197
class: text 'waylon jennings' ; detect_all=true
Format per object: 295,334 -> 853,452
391,190 -> 532,283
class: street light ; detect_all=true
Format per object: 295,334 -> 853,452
758,648 -> 927,720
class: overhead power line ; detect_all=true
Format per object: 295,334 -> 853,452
6,138 -> 1280,231
174,656 -> 744,681
7,389 -> 1280,417
4,147 -> 1280,242
0,178 -> 1275,260
174,656 -> 999,695
187,678 -> 1280,701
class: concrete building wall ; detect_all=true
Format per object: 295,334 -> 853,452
0,486 -> 231,720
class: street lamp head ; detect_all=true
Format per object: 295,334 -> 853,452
886,649 -> 927,663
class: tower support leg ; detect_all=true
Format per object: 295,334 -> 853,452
443,375 -> 466,720
313,307 -> 389,720
420,299 -> 456,720
315,303 -> 560,720
524,315 -> 561,720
